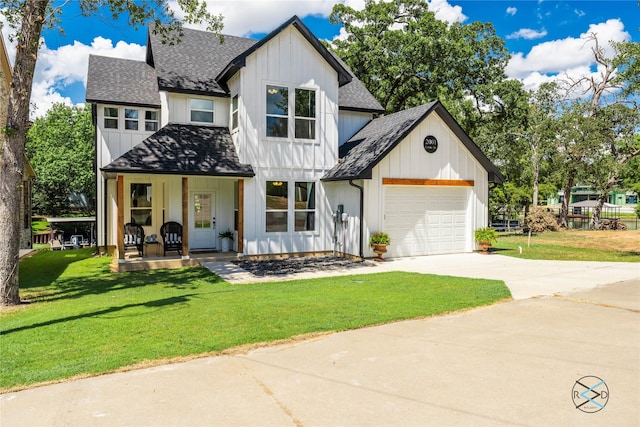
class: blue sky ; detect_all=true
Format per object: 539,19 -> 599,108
2,0 -> 638,117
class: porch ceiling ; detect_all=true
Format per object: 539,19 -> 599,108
102,124 -> 254,177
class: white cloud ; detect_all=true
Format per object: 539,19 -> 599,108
506,18 -> 631,90
506,7 -> 517,16
506,28 -> 548,40
428,0 -> 467,24
574,9 -> 585,18
29,37 -> 145,118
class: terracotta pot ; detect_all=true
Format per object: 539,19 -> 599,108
372,243 -> 388,262
478,241 -> 492,254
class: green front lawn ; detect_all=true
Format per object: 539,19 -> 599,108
1,249 -> 510,391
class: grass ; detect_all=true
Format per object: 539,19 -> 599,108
495,229 -> 640,262
1,249 -> 510,391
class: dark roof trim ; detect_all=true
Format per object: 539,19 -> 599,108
86,100 -> 161,109
217,16 -> 353,87
339,105 -> 385,114
155,86 -> 231,98
101,168 -> 255,178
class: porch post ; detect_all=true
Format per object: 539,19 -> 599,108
117,175 -> 124,262
181,177 -> 189,259
237,179 -> 244,253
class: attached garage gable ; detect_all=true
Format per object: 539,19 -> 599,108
385,186 -> 469,256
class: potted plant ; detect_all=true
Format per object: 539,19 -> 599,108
369,231 -> 391,262
219,229 -> 234,253
474,227 -> 498,254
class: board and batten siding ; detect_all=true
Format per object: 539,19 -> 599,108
363,112 -> 489,257
338,111 -> 373,146
95,103 -> 159,246
167,93 -> 229,127
233,26 -> 341,255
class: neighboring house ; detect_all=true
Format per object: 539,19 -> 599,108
86,16 -> 502,264
547,186 -> 638,210
1,35 -> 35,249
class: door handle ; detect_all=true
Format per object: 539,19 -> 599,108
212,217 -> 216,229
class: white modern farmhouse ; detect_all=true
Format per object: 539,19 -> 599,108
86,16 -> 502,266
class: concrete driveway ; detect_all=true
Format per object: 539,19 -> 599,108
1,255 -> 639,426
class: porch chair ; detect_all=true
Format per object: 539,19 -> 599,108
160,221 -> 183,256
124,223 -> 145,257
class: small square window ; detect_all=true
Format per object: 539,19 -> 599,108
125,109 -> 139,130
145,111 -> 158,132
190,99 -> 214,123
104,107 -> 118,129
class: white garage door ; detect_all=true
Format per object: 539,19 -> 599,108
384,186 -> 469,257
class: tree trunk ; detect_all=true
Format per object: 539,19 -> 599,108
558,172 -> 576,229
589,175 -> 617,230
0,0 -> 49,307
532,154 -> 540,208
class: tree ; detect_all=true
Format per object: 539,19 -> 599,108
562,34 -> 640,228
26,103 -> 95,216
0,0 -> 222,306
329,0 -> 509,114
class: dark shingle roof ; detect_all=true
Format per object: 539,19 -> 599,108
101,124 -> 254,177
86,55 -> 160,107
330,52 -> 384,113
323,101 -> 503,183
148,26 -> 257,95
87,19 -> 383,111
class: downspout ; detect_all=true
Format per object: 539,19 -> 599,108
103,177 -> 108,255
348,180 -> 364,259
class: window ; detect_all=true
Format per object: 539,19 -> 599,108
266,181 -> 288,232
294,182 -> 315,231
266,85 -> 288,137
294,89 -> 316,139
124,109 -> 139,130
104,107 -> 118,129
145,111 -> 159,131
130,183 -> 152,226
190,98 -> 214,123
231,95 -> 239,131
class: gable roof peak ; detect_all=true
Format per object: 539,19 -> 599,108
217,15 -> 352,87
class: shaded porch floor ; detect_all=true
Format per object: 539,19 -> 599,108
112,249 -> 240,272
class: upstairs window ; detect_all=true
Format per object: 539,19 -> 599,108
294,89 -> 316,139
104,107 -> 118,129
231,95 -> 239,131
124,109 -> 139,130
266,85 -> 288,138
190,99 -> 214,123
145,111 -> 158,132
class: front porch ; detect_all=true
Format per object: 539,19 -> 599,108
111,249 -> 241,272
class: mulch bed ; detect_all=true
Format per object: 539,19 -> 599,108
231,256 -> 373,277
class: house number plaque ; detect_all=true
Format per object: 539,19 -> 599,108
423,135 -> 438,153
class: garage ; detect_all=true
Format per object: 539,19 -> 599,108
384,186 -> 469,256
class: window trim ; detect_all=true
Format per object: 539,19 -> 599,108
231,94 -> 239,131
130,183 -> 153,226
265,180 -> 288,233
124,108 -> 139,131
145,110 -> 159,132
104,107 -> 119,129
190,98 -> 215,124
294,88 -> 316,140
294,181 -> 316,232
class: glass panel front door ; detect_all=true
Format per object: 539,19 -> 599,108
191,192 -> 216,249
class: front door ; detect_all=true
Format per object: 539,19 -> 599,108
191,192 -> 216,249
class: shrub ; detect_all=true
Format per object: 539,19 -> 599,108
369,231 -> 390,246
523,208 -> 559,233
474,227 -> 498,244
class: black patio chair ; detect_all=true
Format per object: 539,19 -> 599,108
160,221 -> 183,256
124,222 -> 145,257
